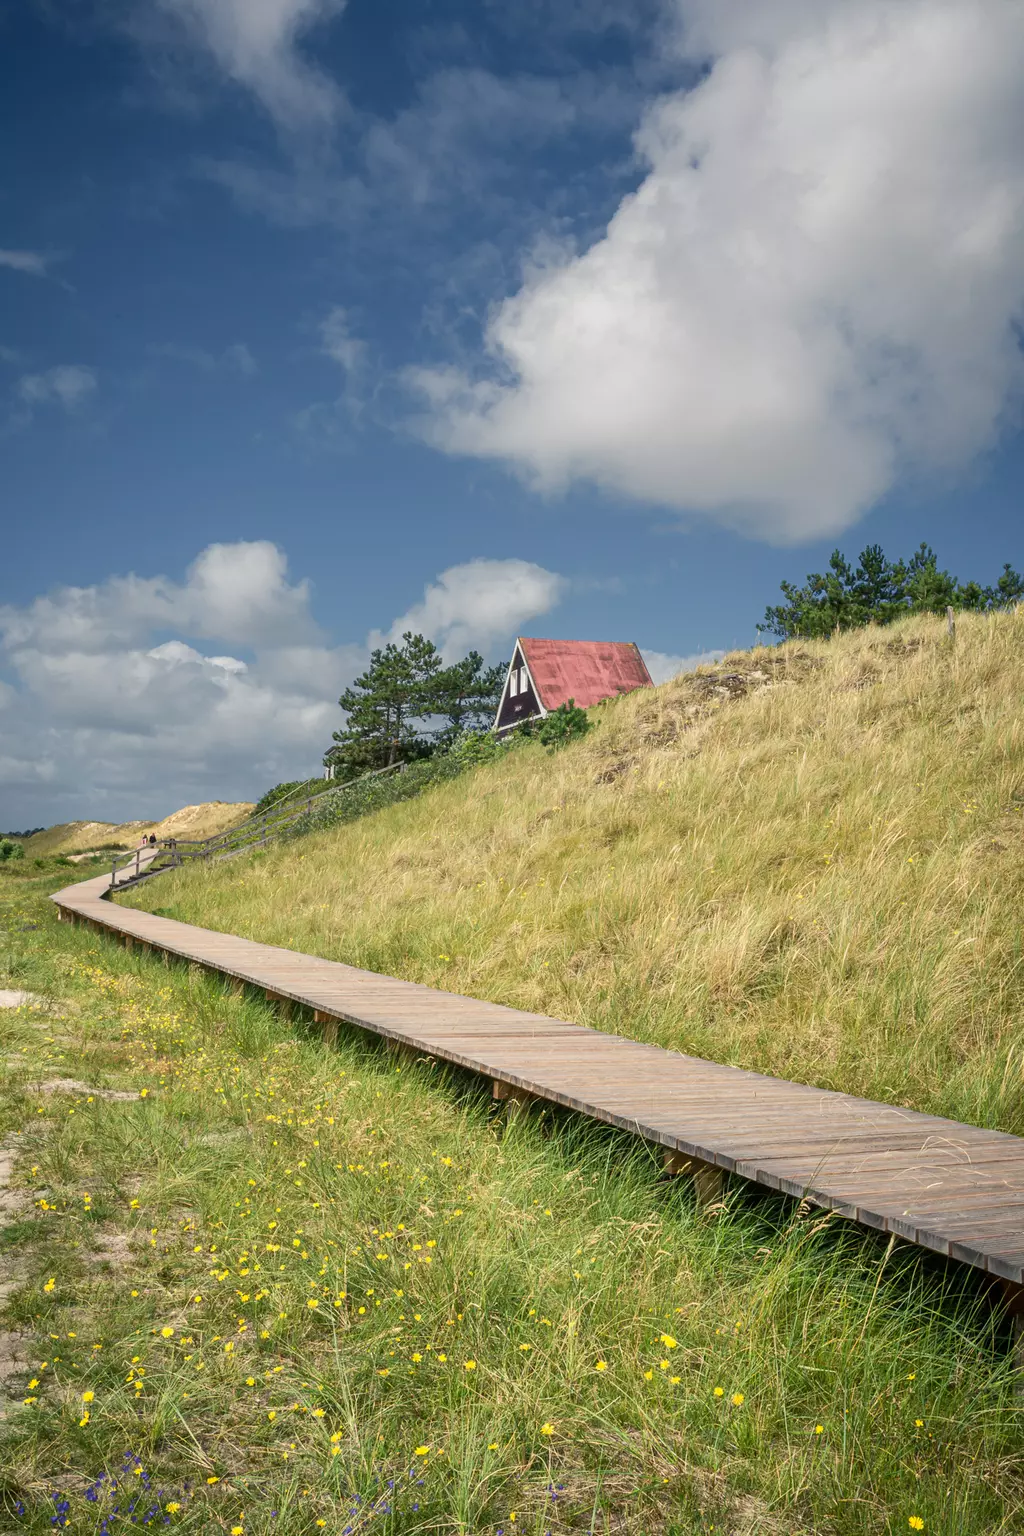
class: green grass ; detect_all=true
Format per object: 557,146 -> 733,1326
0,865 -> 1022,1534
126,607 -> 1024,1136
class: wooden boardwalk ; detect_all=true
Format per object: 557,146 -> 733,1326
52,868 -> 1024,1291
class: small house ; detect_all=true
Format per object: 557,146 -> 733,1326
494,637 -> 653,734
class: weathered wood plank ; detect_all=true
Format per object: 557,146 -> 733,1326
49,868 -> 1024,1285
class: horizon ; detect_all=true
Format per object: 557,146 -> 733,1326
2,0 -> 1022,826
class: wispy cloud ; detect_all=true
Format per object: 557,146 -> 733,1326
153,0 -> 348,133
0,249 -> 50,278
17,365 -> 97,412
150,341 -> 258,376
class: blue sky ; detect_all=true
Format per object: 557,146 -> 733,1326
1,0 -> 1022,827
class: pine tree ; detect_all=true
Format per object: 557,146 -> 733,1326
432,651 -> 507,742
327,632 -> 445,777
763,544 -> 1024,640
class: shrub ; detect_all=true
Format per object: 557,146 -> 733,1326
537,698 -> 592,749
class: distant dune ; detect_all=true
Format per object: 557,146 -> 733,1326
21,801 -> 255,857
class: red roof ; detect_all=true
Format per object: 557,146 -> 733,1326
518,638 -> 653,711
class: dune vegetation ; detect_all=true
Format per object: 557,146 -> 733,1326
129,607 -> 1024,1135
0,864 -> 1021,1535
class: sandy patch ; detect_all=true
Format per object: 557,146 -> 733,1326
24,1078 -> 138,1101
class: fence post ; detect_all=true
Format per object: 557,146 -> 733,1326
947,605 -> 956,639
111,859 -> 117,888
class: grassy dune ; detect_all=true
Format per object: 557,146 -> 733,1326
130,608 -> 1024,1133
0,867 -> 1020,1534
21,803 -> 254,859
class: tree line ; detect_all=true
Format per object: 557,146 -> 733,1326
763,543 -> 1024,640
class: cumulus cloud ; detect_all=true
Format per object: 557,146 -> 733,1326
0,249 -> 49,277
154,0 -> 347,132
0,541 -> 355,825
383,558 -> 568,658
0,546 -> 574,826
17,366 -> 97,412
410,0 -> 1024,543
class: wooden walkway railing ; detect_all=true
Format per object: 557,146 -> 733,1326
51,867 -> 1024,1318
109,764 -> 407,889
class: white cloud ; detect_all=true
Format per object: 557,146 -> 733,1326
0,546 -> 571,825
155,0 -> 347,132
641,648 -> 726,684
383,558 -> 568,658
410,0 -> 1024,543
0,249 -> 49,277
17,365 -> 97,412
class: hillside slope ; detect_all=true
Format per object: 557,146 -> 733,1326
126,609 -> 1024,1134
23,800 -> 254,856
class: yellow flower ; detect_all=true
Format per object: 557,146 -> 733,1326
814,1425 -> 824,1435
78,1411 -> 90,1426
713,1386 -> 724,1397
643,1370 -> 653,1381
731,1393 -> 744,1406
908,1521 -> 924,1532
232,1527 -> 244,1535
540,1422 -> 554,1436
595,1360 -> 608,1371
139,1088 -> 149,1098
161,1327 -> 174,1338
659,1333 -> 677,1349
307,1298 -> 319,1309
415,1445 -> 430,1456
165,1503 -> 181,1514
914,1418 -> 924,1428
207,1476 -> 219,1485
81,1390 -> 95,1403
43,1278 -> 55,1293
464,1359 -> 476,1370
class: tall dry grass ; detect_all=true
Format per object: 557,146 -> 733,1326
128,608 -> 1024,1132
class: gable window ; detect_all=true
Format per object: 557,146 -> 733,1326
519,667 -> 528,695
509,668 -> 519,697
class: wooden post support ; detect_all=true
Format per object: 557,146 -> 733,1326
663,1148 -> 726,1207
314,1010 -> 339,1046
385,1038 -> 417,1065
493,1079 -> 535,1117
123,936 -> 133,952
230,976 -> 245,998
999,1279 -> 1024,1372
265,989 -> 293,1019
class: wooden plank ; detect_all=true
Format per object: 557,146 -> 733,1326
48,867 -> 1024,1286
